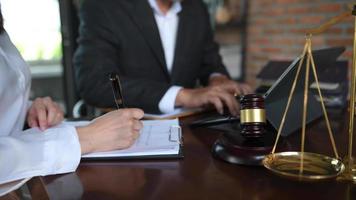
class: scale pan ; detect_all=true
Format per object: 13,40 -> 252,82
263,152 -> 345,181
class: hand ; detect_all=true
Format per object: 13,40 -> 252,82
176,86 -> 239,116
209,75 -> 253,96
27,97 -> 64,130
76,108 -> 144,154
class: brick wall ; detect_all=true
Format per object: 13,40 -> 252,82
246,0 -> 353,87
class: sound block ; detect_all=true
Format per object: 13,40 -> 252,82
211,122 -> 277,166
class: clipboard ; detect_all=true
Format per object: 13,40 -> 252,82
143,108 -> 204,120
81,147 -> 184,161
99,108 -> 204,120
81,120 -> 184,161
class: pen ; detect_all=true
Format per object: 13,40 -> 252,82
109,72 -> 126,109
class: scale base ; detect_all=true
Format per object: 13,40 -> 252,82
337,156 -> 356,182
263,152 -> 344,181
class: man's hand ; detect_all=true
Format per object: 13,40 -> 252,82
174,75 -> 253,116
175,86 -> 239,116
76,109 -> 144,154
27,97 -> 64,130
209,75 -> 252,96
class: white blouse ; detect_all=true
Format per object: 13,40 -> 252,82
0,32 -> 81,195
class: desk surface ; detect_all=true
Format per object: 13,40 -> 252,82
30,111 -> 356,200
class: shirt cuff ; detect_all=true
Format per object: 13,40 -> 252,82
209,73 -> 226,80
0,124 -> 81,185
158,86 -> 183,113
45,124 -> 81,175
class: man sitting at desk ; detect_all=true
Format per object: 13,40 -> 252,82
74,0 -> 251,115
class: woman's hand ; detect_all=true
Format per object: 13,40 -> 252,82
76,108 -> 144,154
27,97 -> 64,130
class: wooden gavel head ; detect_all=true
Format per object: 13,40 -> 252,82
240,94 -> 266,139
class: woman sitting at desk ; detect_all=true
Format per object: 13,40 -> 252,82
0,7 -> 143,196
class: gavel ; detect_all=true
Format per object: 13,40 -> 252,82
239,94 -> 266,139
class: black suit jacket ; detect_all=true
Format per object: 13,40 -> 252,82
74,0 -> 229,113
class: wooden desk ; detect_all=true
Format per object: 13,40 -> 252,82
30,111 -> 356,200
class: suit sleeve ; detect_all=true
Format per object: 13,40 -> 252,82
198,1 -> 230,85
0,124 -> 81,186
74,0 -> 170,113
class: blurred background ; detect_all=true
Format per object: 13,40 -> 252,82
2,0 -> 64,109
1,0 -> 353,116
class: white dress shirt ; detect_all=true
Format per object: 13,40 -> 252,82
0,32 -> 81,195
148,0 -> 183,113
149,0 -> 223,113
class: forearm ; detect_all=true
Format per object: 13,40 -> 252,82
175,88 -> 204,108
76,125 -> 93,155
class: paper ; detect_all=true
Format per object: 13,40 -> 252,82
143,108 -> 202,120
82,119 -> 182,159
310,82 -> 340,90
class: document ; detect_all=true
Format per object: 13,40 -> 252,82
143,108 -> 203,120
81,119 -> 182,159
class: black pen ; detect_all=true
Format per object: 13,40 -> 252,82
109,73 -> 126,109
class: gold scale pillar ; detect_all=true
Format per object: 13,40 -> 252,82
338,5 -> 356,182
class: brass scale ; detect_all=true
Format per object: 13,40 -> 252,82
262,4 -> 356,182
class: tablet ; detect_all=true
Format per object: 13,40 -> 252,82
264,47 -> 345,136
